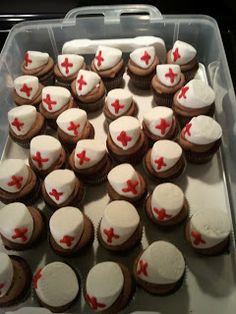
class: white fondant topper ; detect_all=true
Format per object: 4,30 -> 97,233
94,45 -> 122,71
0,253 -> 14,298
30,135 -> 62,171
14,75 -> 39,100
76,69 -> 101,96
58,54 -> 84,77
56,108 -> 87,137
24,51 -> 49,70
100,200 -> 140,246
0,202 -> 33,244
137,241 -> 185,284
156,64 -> 181,87
106,88 -> 133,117
0,159 -> 29,193
143,107 -> 173,137
8,105 -> 37,136
170,40 -> 196,65
42,86 -> 71,113
130,46 -> 155,69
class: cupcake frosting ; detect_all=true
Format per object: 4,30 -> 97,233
156,64 -> 181,87
42,86 -> 71,113
94,46 -> 122,71
8,105 -> 37,136
56,108 -> 87,137
130,46 -> 156,69
106,88 -> 133,117
0,253 -> 14,298
57,54 -> 84,77
76,69 -> 101,96
170,40 -> 196,65
14,75 -> 39,100
23,51 -> 49,70
143,107 -> 173,137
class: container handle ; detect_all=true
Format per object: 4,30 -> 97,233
64,4 -> 163,24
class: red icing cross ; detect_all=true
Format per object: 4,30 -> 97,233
49,189 -> 63,201
12,227 -> 28,242
34,269 -> 42,289
137,260 -> 148,276
32,152 -> 49,168
7,175 -> 23,190
103,227 -> 120,244
122,180 -> 139,195
140,51 -> 151,65
77,75 -> 87,91
11,118 -> 24,131
24,52 -> 32,67
0,283 -> 4,296
20,84 -> 32,98
43,94 -> 57,111
154,157 -> 167,170
178,86 -> 189,99
117,131 -> 132,147
111,99 -> 125,114
95,50 -> 104,67
184,123 -> 192,137
155,118 -> 170,135
191,231 -> 206,246
76,150 -> 90,165
86,294 -> 106,310
61,57 -> 73,74
67,121 -> 80,136
60,235 -> 74,247
165,68 -> 177,84
153,208 -> 172,220
173,47 -> 181,62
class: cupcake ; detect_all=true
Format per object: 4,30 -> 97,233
103,88 -> 138,123
29,135 -> 66,178
84,262 -> 133,313
185,209 -> 231,255
144,140 -> 185,182
56,108 -> 95,152
107,163 -> 147,203
134,241 -> 185,295
142,107 -> 179,146
34,262 -> 79,312
41,169 -> 85,210
0,252 -> 31,307
39,86 -> 75,129
21,50 -> 54,85
8,105 -> 45,148
90,45 -> 125,90
54,54 -> 86,89
69,139 -> 112,184
167,40 -> 198,81
127,46 -> 159,89
172,79 -> 215,126
178,115 -> 222,163
13,75 -> 43,108
151,64 -> 185,107
71,69 -> 106,112
106,116 -> 148,164
0,202 -> 44,250
0,159 -> 40,205
98,200 -> 142,252
145,183 -> 189,227
49,206 -> 94,257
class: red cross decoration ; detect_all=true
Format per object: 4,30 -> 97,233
49,189 -> 63,201
61,57 -> 73,74
155,118 -> 170,135
43,94 -> 57,111
11,118 -> 24,131
32,152 -> 49,169
137,260 -> 148,277
12,227 -> 28,242
86,294 -> 106,310
24,52 -> 32,67
95,50 -> 104,67
103,227 -> 120,244
154,157 -> 167,170
191,231 -> 206,246
183,123 -> 192,137
117,131 -> 132,147
153,207 -> 172,220
140,51 -> 151,65
0,283 -> 5,296
20,84 -> 32,98
178,86 -> 189,99
122,180 -> 139,195
59,235 -> 75,247
7,175 -> 23,190
76,150 -> 90,165
77,75 -> 87,91
165,68 -> 178,84
172,47 -> 181,62
111,99 -> 125,114
67,121 -> 80,136
34,269 -> 42,289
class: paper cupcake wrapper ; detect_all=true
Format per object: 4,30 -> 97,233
55,79 -> 72,91
153,93 -> 173,108
102,75 -> 124,91
76,93 -> 106,113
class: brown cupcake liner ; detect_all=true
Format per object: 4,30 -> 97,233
102,74 -> 124,91
39,72 -> 55,86
55,79 -> 72,91
153,92 -> 174,107
127,68 -> 155,90
76,93 -> 106,112
182,63 -> 199,83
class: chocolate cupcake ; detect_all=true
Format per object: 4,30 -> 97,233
0,202 -> 44,250
54,54 -> 86,89
127,46 -> 159,89
13,75 -> 43,108
21,50 -> 54,85
98,200 -> 142,252
49,206 -> 94,257
0,253 -> 31,307
142,107 -> 179,146
34,262 -> 79,312
0,159 -> 40,205
42,169 -> 85,210
144,140 -> 185,182
106,116 -> 148,164
8,105 -> 45,148
39,86 -> 75,129
103,88 -> 138,123
107,163 -> 147,203
167,40 -> 198,81
56,108 -> 95,153
29,135 -> 66,178
178,115 -> 222,164
134,241 -> 185,295
185,209 -> 231,256
151,64 -> 185,107
145,183 -> 189,227
71,69 -> 106,112
69,139 -> 112,184
84,262 -> 133,313
91,45 -> 125,91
